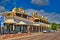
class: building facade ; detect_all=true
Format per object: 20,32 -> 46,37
3,8 -> 51,34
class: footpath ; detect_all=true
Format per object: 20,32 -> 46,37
1,32 -> 43,40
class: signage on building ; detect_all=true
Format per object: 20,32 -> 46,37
0,16 -> 4,27
1,22 -> 4,27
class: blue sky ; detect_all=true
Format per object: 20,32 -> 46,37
0,0 -> 60,13
0,0 -> 60,24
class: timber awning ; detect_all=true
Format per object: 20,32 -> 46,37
40,22 -> 51,27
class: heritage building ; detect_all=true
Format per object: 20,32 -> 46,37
3,7 -> 51,34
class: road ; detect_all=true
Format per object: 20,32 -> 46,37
6,31 -> 60,40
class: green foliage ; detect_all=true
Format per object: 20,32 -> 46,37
51,23 -> 57,30
57,24 -> 60,28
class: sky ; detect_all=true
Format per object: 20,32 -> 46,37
0,0 -> 60,13
0,0 -> 60,24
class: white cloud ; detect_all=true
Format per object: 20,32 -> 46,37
1,0 -> 10,4
31,0 -> 49,6
25,9 -> 60,24
0,6 -> 6,13
1,0 -> 17,9
25,9 -> 38,16
3,0 -> 10,2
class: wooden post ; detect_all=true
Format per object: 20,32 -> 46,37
39,26 -> 40,32
4,24 -> 6,32
36,26 -> 38,32
27,26 -> 30,33
21,25 -> 23,32
13,24 -> 15,31
32,26 -> 33,32
41,25 -> 42,32
0,21 -> 2,33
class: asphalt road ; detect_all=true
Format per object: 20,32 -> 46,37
7,31 -> 60,40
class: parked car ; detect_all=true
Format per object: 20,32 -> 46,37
43,30 -> 50,33
50,30 -> 56,32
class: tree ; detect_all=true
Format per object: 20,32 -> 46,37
51,23 -> 57,30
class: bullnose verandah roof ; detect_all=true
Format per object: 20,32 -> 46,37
15,20 -> 33,25
4,19 -> 16,24
16,21 -> 27,25
33,22 -> 50,27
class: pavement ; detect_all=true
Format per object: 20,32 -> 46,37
2,32 -> 42,40
1,30 -> 60,40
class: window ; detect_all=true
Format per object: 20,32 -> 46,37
23,25 -> 27,32
34,19 -> 40,22
7,13 -> 10,16
16,13 -> 21,17
23,15 -> 27,18
16,25 -> 21,32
